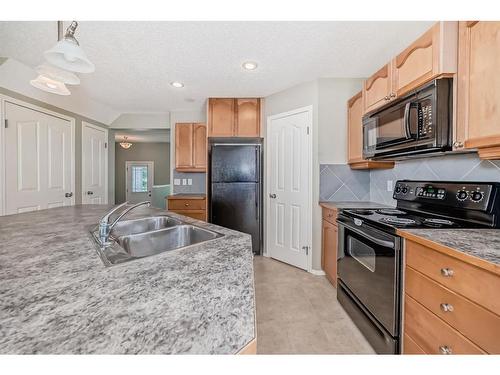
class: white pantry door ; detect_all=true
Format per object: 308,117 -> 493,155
267,107 -> 312,270
82,122 -> 108,204
4,101 -> 74,215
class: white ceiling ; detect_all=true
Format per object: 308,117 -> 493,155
0,21 -> 434,113
114,129 -> 170,143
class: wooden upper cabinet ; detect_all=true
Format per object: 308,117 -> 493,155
175,123 -> 194,170
235,98 -> 261,137
393,22 -> 458,98
363,63 -> 393,114
458,21 -> 500,159
208,98 -> 261,137
175,122 -> 207,172
208,98 -> 234,137
192,123 -> 207,169
347,92 -> 364,163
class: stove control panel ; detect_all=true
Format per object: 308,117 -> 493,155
393,181 -> 497,211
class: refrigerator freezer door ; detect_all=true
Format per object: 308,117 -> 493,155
211,182 -> 260,253
211,145 -> 260,183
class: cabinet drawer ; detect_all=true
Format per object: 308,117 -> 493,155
322,207 -> 338,225
168,198 -> 206,211
405,295 -> 485,354
406,240 -> 500,315
406,266 -> 500,353
169,210 -> 206,221
403,333 -> 426,354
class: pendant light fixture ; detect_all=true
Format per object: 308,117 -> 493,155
44,21 -> 95,73
119,136 -> 132,149
35,63 -> 80,85
29,75 -> 71,96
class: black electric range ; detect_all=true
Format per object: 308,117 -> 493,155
336,180 -> 500,355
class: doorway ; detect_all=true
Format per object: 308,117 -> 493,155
266,106 -> 313,271
125,161 -> 154,203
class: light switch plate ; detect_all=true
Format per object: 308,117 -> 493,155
187,179 -> 192,186
182,179 -> 187,185
387,180 -> 393,192
174,178 -> 181,186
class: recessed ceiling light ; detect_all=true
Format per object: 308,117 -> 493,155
171,81 -> 184,88
242,61 -> 258,71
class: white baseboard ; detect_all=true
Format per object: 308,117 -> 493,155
309,268 -> 326,276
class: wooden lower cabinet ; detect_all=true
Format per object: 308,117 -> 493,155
402,239 -> 500,354
321,205 -> 338,287
167,195 -> 207,221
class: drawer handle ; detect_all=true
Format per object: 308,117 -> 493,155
440,303 -> 454,313
440,268 -> 454,277
439,346 -> 452,355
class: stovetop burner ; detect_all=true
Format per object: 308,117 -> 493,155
376,209 -> 406,215
379,217 -> 417,226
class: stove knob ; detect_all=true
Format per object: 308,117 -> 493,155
471,191 -> 484,202
456,190 -> 468,201
395,186 -> 402,194
401,187 -> 409,194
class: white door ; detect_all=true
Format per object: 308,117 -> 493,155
4,101 -> 74,215
267,107 -> 312,270
125,161 -> 154,203
82,122 -> 108,204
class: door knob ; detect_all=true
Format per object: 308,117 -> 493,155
87,191 -> 94,195
65,192 -> 73,198
269,193 -> 277,199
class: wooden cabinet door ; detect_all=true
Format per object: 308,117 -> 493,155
347,92 -> 364,163
393,22 -> 458,97
175,123 -> 193,170
192,123 -> 207,170
322,219 -> 337,287
458,21 -> 500,158
235,98 -> 260,137
208,98 -> 235,137
363,63 -> 393,114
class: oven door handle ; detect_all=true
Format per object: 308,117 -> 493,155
338,218 -> 395,249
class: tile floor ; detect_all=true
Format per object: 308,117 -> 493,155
254,256 -> 375,354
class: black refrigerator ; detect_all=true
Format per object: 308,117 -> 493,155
208,137 -> 263,254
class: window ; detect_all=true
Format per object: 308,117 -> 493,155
131,166 -> 148,193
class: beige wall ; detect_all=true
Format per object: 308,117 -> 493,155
115,142 -> 170,204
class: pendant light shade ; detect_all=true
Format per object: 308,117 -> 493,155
35,63 -> 80,85
119,136 -> 132,149
30,75 -> 71,96
44,21 -> 95,73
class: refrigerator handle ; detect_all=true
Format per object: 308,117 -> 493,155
255,146 -> 260,221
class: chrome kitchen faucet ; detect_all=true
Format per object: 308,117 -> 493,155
98,201 -> 150,245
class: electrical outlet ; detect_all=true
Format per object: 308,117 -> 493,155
182,179 -> 187,185
174,179 -> 181,186
187,179 -> 192,186
387,180 -> 393,192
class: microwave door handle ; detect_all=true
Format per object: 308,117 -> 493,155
404,102 -> 412,139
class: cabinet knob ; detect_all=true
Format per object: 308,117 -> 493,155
440,268 -> 454,277
184,203 -> 190,207
389,92 -> 396,98
439,346 -> 452,355
440,303 -> 454,312
453,141 -> 464,148
384,95 -> 390,101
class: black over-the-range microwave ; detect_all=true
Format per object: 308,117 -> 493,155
362,78 -> 453,160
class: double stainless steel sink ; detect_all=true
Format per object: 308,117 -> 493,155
90,215 -> 224,266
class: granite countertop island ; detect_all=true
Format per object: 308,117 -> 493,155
0,205 -> 255,354
398,228 -> 500,274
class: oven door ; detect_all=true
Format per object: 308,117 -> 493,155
337,214 -> 401,336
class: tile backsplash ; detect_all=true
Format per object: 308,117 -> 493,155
320,153 -> 500,206
172,171 -> 206,194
